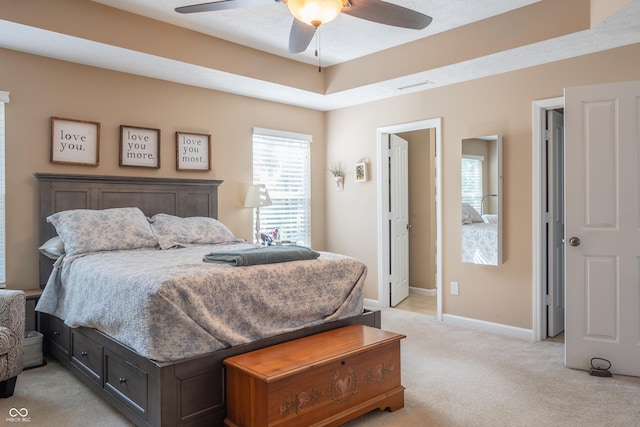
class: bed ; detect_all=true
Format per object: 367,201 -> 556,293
34,173 -> 380,427
461,203 -> 499,265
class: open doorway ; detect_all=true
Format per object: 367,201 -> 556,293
532,97 -> 565,341
376,118 -> 442,321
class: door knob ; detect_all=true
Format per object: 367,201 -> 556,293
406,224 -> 413,230
568,237 -> 581,247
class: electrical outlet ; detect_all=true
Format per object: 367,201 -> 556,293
451,281 -> 459,295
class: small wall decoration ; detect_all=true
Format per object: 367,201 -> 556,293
176,131 -> 211,171
328,162 -> 345,191
120,125 -> 160,168
354,161 -> 368,183
50,117 -> 100,166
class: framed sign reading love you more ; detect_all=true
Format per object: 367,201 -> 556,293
120,125 -> 160,168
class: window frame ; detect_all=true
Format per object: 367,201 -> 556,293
251,127 -> 312,246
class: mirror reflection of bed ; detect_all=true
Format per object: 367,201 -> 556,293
461,135 -> 502,266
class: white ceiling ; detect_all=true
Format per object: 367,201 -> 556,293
1,1 -> 640,111
91,0 -> 541,67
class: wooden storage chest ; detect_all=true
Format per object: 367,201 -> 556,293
224,324 -> 405,427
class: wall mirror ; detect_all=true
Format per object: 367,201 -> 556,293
461,135 -> 502,265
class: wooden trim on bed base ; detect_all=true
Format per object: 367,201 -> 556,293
40,309 -> 381,427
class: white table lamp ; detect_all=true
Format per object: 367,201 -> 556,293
244,184 -> 272,244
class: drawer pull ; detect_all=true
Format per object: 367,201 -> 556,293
81,351 -> 88,357
53,331 -> 60,336
119,377 -> 127,384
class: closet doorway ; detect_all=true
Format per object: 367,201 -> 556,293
532,97 -> 565,341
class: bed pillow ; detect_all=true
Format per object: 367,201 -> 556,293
38,236 -> 65,259
149,213 -> 243,250
483,214 -> 498,224
47,207 -> 158,257
461,203 -> 483,224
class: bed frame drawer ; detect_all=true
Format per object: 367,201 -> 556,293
105,348 -> 149,419
40,312 -> 70,358
224,324 -> 405,427
71,329 -> 103,385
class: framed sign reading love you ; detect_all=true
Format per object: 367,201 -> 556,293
50,117 -> 100,166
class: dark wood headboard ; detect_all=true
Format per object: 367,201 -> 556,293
35,173 -> 223,286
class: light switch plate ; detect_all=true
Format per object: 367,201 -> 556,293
451,281 -> 459,295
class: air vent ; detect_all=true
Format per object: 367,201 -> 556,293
398,80 -> 434,90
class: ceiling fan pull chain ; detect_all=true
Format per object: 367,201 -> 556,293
316,29 -> 321,72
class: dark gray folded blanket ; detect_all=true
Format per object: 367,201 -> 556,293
203,245 -> 320,266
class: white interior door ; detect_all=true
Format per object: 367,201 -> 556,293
565,80 -> 640,375
390,134 -> 409,306
547,110 -> 565,337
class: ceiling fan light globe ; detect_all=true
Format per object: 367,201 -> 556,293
287,0 -> 343,27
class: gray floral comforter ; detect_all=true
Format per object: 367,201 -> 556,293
36,243 -> 366,362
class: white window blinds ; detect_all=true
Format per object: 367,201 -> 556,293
252,128 -> 311,246
0,92 -> 8,286
461,155 -> 483,214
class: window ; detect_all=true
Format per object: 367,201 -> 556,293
0,92 -> 8,286
252,128 -> 311,246
461,155 -> 483,213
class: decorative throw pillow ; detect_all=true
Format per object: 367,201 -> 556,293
38,236 -> 65,259
461,203 -> 483,224
47,207 -> 158,257
148,213 -> 243,250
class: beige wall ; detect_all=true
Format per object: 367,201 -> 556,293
325,43 -> 640,329
0,48 -> 326,289
3,36 -> 640,332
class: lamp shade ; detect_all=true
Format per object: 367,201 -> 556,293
287,0 -> 343,28
244,184 -> 272,208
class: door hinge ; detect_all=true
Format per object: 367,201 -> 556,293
545,294 -> 552,306
544,212 -> 551,223
544,129 -> 552,141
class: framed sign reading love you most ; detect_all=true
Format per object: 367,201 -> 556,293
176,131 -> 211,171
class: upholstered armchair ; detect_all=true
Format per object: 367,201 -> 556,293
0,290 -> 25,398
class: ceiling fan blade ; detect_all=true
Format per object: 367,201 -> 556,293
341,0 -> 432,30
289,19 -> 316,53
175,0 -> 275,14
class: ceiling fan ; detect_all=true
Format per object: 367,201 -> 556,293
175,0 -> 433,54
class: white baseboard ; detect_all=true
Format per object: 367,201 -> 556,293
366,295 -> 534,341
364,286 -> 436,309
442,314 -> 534,341
410,286 -> 437,297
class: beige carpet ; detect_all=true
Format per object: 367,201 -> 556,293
0,359 -> 133,426
1,308 -> 639,426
